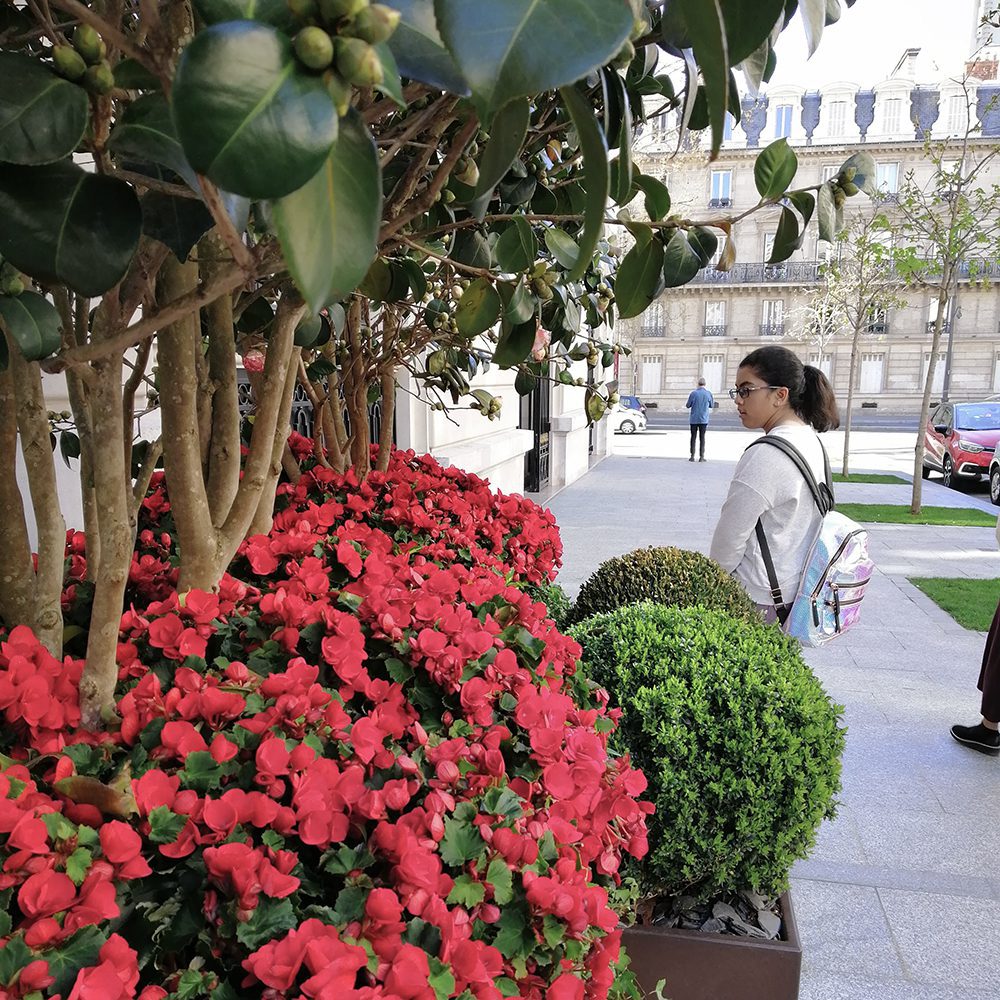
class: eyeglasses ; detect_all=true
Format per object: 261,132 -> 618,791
728,385 -> 782,400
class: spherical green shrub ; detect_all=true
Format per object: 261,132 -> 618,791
570,601 -> 845,902
569,546 -> 757,625
523,579 -> 572,631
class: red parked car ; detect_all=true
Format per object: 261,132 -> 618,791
922,401 -> 1000,489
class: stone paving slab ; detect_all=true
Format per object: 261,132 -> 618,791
542,431 -> 1000,996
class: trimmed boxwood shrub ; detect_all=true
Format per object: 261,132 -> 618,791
571,601 -> 845,902
523,580 -> 572,632
568,547 -> 757,625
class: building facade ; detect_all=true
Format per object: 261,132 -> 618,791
621,37 -> 1000,414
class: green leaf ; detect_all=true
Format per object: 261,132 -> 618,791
435,0 -> 633,120
274,109 -> 382,313
331,885 -> 368,923
768,206 -> 802,263
482,786 -> 522,817
59,430 -> 81,468
661,229 -> 703,288
837,151 -> 877,196
46,927 -> 106,996
558,83 -> 609,282
440,816 -> 486,865
635,174 -> 671,221
544,229 -> 580,271
65,847 -> 92,885
754,138 -> 798,200
194,0 -> 292,26
471,97 -> 530,219
236,898 -> 298,950
386,0 -> 469,95
172,22 -> 337,199
109,93 -> 199,191
447,874 -> 486,906
0,52 -> 89,166
495,218 -> 537,273
455,278 -> 501,338
721,0 -> 787,64
486,857 -> 514,905
114,58 -> 161,90
678,0 -> 728,156
451,230 -> 492,270
817,182 -> 837,242
542,913 -> 566,947
429,958 -> 456,1000
374,41 -> 406,108
798,0 -> 827,56
0,160 -> 142,296
494,318 -> 535,369
688,227 -> 719,266
0,292 -> 62,361
0,936 -> 31,985
499,279 -> 535,325
140,191 -> 215,261
41,811 -> 76,841
606,72 -> 633,206
786,190 -> 815,229
615,239 -> 664,319
493,906 -> 531,959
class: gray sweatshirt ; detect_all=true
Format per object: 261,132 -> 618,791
709,423 -> 827,606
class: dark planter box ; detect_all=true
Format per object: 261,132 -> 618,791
620,891 -> 801,1000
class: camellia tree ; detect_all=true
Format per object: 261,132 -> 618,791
0,1 -> 865,994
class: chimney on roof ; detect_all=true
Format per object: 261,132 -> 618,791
891,47 -> 922,79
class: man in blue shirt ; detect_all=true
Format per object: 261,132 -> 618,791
686,377 -> 715,462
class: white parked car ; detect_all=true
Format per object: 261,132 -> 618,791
609,403 -> 646,435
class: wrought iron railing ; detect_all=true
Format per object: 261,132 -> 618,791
926,320 -> 952,334
759,323 -> 785,337
689,261 -> 822,285
702,325 -> 727,337
640,325 -> 665,337
708,197 -> 733,208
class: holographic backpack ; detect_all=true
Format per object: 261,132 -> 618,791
748,436 -> 874,647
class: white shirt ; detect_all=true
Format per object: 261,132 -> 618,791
710,423 -> 828,605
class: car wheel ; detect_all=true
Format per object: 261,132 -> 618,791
619,419 -> 636,435
942,455 -> 956,489
991,468 -> 1000,506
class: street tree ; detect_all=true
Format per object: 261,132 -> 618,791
0,0 -> 865,726
790,209 -> 906,476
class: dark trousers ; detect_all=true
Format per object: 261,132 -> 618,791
977,598 -> 1000,722
689,423 -> 707,458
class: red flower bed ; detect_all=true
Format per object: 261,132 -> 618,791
0,447 -> 651,999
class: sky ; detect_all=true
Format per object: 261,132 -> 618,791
765,0 -> 978,89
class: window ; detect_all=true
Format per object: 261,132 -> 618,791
710,169 -> 732,207
826,100 -> 847,136
763,234 -> 775,262
723,113 -> 734,141
821,164 -> 840,183
809,352 -> 834,379
774,104 -> 793,138
652,110 -> 671,137
945,93 -> 967,134
640,355 -> 663,395
922,352 -> 947,395
868,307 -> 888,334
761,299 -> 784,335
641,302 -> 664,338
927,298 -> 952,332
876,162 -> 899,194
992,352 -> 1000,393
704,301 -> 726,335
702,354 -> 725,393
882,97 -> 902,134
859,353 -> 884,393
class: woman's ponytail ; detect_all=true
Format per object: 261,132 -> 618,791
800,365 -> 840,432
739,346 -> 840,432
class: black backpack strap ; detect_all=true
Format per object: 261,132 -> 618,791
745,434 -> 835,625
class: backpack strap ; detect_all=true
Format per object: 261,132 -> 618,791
745,434 -> 836,623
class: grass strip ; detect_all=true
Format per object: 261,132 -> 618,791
836,503 -> 997,526
910,576 -> 1000,631
833,473 -> 907,485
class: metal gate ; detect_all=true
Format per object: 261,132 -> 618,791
520,380 -> 551,493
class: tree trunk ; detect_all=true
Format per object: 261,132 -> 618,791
65,368 -> 101,579
910,284 -> 951,514
158,256 -> 220,591
0,366 -> 37,632
9,352 -> 65,656
377,366 -> 396,472
79,351 -> 131,728
841,322 -> 863,478
345,300 -> 371,475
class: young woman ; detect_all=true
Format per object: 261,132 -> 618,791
709,346 -> 840,622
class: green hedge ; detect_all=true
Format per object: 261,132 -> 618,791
523,580 -> 572,631
569,546 -> 756,625
571,602 -> 845,901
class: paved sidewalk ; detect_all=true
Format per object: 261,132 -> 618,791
542,433 -> 1000,1000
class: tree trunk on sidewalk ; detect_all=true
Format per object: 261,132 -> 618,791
841,322 -> 863,478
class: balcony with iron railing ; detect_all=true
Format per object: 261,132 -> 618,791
708,197 -> 733,208
702,325 -> 727,337
759,323 -> 785,337
640,325 -> 665,338
690,261 -> 822,285
926,320 -> 952,334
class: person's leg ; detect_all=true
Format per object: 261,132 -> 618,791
689,424 -> 696,461
698,423 -> 707,460
951,597 -> 1000,754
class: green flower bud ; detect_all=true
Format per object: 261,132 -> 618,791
841,180 -> 860,196
287,0 -> 318,21
345,3 -> 400,44
326,71 -> 352,116
295,26 -> 335,70
53,45 -> 87,81
334,36 -> 383,87
426,349 -> 448,375
318,0 -> 366,23
0,274 -> 25,296
73,24 -> 104,65
84,61 -> 115,95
